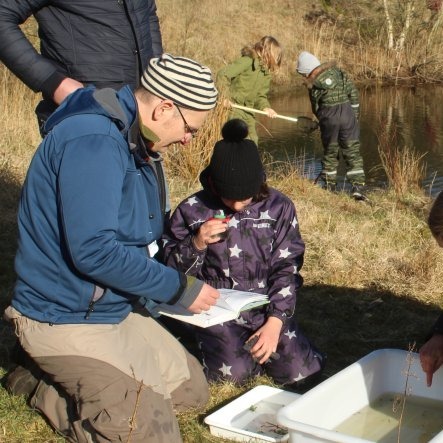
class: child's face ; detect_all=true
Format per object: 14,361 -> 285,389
221,197 -> 253,212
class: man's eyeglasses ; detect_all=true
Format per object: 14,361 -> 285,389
175,105 -> 198,138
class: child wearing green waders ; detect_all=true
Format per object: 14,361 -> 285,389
217,36 -> 281,144
296,51 -> 367,200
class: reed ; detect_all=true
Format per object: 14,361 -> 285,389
394,342 -> 417,443
162,98 -> 229,187
377,124 -> 426,199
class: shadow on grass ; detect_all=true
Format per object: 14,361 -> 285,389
0,165 -> 22,369
189,283 -> 442,436
0,162 -> 441,441
298,284 -> 441,378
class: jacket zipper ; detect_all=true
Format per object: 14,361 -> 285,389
85,285 -> 106,320
121,0 -> 143,87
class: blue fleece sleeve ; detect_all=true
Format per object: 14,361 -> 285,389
57,131 -> 182,303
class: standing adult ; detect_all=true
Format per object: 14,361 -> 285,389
0,0 -> 163,131
3,54 -> 219,443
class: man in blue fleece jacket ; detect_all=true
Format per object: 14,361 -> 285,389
3,54 -> 219,443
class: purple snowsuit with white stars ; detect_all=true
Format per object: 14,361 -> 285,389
161,186 -> 323,385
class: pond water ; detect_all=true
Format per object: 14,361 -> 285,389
258,84 -> 443,196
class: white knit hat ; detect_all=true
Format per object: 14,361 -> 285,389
141,53 -> 218,110
296,51 -> 321,75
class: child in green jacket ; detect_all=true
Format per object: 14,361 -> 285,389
217,36 -> 282,144
296,51 -> 366,199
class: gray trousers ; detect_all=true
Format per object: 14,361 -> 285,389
5,307 -> 209,443
318,102 -> 365,185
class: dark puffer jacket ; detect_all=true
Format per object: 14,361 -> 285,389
161,186 -> 305,324
0,0 -> 163,99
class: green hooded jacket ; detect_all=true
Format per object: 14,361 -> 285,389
217,54 -> 271,111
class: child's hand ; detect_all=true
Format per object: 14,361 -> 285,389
308,118 -> 319,131
192,218 -> 229,250
263,107 -> 277,118
245,317 -> 283,364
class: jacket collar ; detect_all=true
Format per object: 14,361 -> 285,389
304,61 -> 336,89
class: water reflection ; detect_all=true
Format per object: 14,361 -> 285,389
258,85 -> 443,195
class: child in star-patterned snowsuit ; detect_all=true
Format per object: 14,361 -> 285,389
160,119 -> 324,386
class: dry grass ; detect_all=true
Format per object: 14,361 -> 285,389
163,97 -> 230,187
0,67 -> 40,174
378,131 -> 427,198
2,66 -> 443,440
2,1 -> 443,442
157,0 -> 443,84
266,168 -> 443,301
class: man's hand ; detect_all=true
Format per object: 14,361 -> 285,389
53,78 -> 84,105
187,283 -> 219,314
419,334 -> 443,386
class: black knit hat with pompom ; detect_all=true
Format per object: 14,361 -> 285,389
202,119 -> 264,200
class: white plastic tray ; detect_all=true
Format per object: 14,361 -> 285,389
277,349 -> 443,443
205,385 -> 301,442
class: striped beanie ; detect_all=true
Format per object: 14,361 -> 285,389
141,53 -> 218,110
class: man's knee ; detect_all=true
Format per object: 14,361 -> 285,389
170,352 -> 209,412
91,387 -> 182,443
30,356 -> 184,442
30,369 -> 183,443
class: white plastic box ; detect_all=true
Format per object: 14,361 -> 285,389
277,349 -> 443,443
205,385 -> 300,442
